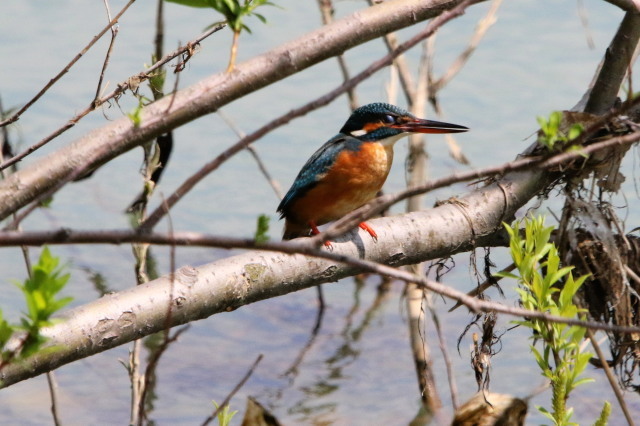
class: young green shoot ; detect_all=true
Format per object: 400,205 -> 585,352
254,214 -> 270,244
537,111 -> 584,151
127,96 -> 150,128
212,400 -> 238,426
497,216 -> 609,426
165,0 -> 276,72
0,247 -> 73,367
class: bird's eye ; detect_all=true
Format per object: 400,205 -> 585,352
383,114 -> 395,124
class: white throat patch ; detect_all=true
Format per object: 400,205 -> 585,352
378,132 -> 408,147
350,129 -> 368,137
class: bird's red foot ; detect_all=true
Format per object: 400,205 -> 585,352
359,222 -> 378,240
309,221 -> 332,248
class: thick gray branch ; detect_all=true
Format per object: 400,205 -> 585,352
0,167 -> 546,387
583,11 -> 640,114
0,0 -> 461,221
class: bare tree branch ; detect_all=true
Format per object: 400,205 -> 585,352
0,23 -> 225,173
317,0 -> 359,110
0,0 -> 137,128
583,11 -> 640,114
602,0 -> 640,12
2,176 -> 640,387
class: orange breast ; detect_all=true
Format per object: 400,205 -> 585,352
290,142 -> 394,225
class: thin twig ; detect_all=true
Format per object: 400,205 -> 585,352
0,23 -> 225,172
432,0 -> 502,91
282,296 -> 325,377
448,263 -> 515,312
132,3 -> 176,412
45,372 -> 62,426
217,110 -> 283,199
317,0 -> 359,110
129,341 -> 143,425
586,329 -> 635,426
137,326 -> 190,426
379,17 -> 445,410
577,0 -> 596,50
200,354 -> 264,426
93,0 -> 119,108
3,117 -> 63,423
0,225 -> 639,336
369,0 -> 417,104
154,0 -> 165,76
428,299 -> 458,410
0,0 -> 137,128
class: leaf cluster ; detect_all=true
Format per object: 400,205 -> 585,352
1,247 -> 72,363
254,214 -> 270,244
212,400 -> 238,426
166,0 -> 275,32
537,111 -> 584,152
498,216 -> 608,426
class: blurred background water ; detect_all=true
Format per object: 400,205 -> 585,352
1,0 -> 639,424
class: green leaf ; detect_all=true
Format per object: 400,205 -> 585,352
549,111 -> 561,131
11,246 -> 73,358
0,311 -> 14,347
536,115 -> 548,132
547,266 -> 573,291
503,214 -> 598,423
593,401 -> 611,426
566,145 -> 589,158
531,346 -> 547,370
537,405 -> 556,423
568,123 -> 584,140
165,0 -> 214,7
254,214 -> 270,244
571,377 -> 595,388
213,400 -> 238,426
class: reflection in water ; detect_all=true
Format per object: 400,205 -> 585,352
282,285 -> 326,379
267,275 -> 394,423
81,266 -> 112,297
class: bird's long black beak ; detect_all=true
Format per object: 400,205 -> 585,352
393,119 -> 469,134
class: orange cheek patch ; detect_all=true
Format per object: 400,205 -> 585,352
362,122 -> 384,133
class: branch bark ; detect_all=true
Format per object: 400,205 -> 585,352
0,163 -> 545,387
583,10 -> 640,114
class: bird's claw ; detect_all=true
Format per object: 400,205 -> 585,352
359,222 -> 378,241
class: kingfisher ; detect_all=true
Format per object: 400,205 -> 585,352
277,102 -> 469,242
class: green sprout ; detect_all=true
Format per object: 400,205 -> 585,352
537,111 -> 584,151
254,214 -> 270,244
7,247 -> 73,360
212,400 -> 237,426
127,96 -> 150,128
166,0 -> 276,72
497,216 -> 609,425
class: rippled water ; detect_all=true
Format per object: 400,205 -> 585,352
0,0 -> 639,424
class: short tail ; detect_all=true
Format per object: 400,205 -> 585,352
282,219 -> 311,240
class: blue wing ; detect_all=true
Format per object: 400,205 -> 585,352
277,134 -> 361,218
